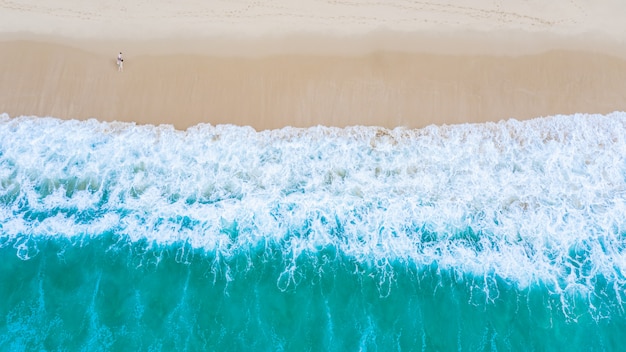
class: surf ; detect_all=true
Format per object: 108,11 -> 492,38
1,112 -> 626,350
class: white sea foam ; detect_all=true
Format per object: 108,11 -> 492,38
1,112 -> 626,295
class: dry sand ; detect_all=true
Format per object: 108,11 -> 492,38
1,1 -> 626,130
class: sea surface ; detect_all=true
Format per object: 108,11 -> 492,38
1,112 -> 626,351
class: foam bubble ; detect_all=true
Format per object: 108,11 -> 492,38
1,113 -> 626,297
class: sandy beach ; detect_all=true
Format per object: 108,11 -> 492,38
2,0 -> 626,130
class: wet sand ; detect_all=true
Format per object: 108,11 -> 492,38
2,39 -> 626,130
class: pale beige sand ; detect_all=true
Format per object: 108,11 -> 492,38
2,39 -> 626,130
2,1 -> 626,130
2,0 -> 626,43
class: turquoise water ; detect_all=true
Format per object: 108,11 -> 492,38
1,113 -> 626,351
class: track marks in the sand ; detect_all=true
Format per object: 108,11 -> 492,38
0,0 -> 108,22
0,0 -> 604,34
324,0 -> 583,28
135,0 -> 576,29
171,1 -> 293,24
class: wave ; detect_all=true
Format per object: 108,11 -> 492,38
3,112 -> 626,349
1,113 -> 626,306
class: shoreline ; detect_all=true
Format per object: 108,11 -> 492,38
2,36 -> 626,131
2,0 -> 626,131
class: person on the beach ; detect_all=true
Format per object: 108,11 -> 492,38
117,52 -> 123,72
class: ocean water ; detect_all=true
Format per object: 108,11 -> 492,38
1,112 -> 625,351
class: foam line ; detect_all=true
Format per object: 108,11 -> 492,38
1,113 -> 626,294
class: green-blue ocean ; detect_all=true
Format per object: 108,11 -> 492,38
1,113 -> 626,351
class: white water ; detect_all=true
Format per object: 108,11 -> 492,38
1,112 -> 626,295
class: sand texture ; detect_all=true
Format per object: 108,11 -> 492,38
1,0 -> 626,130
